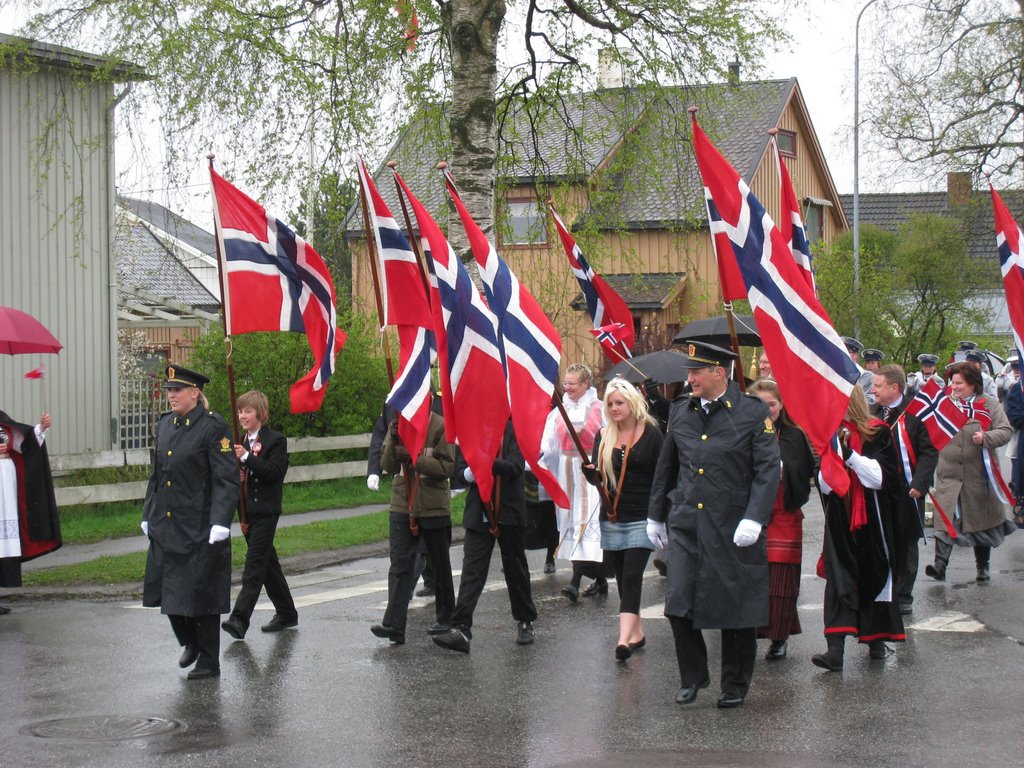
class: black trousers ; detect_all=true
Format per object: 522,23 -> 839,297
230,513 -> 297,627
450,525 -> 537,637
605,547 -> 651,614
669,616 -> 756,698
569,560 -> 607,587
382,513 -> 454,632
169,614 -> 220,672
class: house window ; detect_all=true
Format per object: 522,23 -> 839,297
803,202 -> 824,243
777,130 -> 796,157
505,199 -> 547,245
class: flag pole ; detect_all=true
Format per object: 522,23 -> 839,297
689,106 -> 743,382
389,160 -> 434,301
207,153 -> 247,531
551,390 -> 614,512
356,163 -> 396,386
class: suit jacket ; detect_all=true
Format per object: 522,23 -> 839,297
241,427 -> 289,516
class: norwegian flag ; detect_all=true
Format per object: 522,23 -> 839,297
210,169 -> 344,413
549,204 -> 634,361
393,171 -> 509,502
991,185 -> 1024,358
903,377 -> 968,452
355,156 -> 435,461
590,322 -> 632,361
24,366 -> 44,380
772,135 -> 817,296
691,114 -> 860,495
958,396 -> 993,431
443,172 -> 570,509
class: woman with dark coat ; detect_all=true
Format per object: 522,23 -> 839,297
812,386 -> 904,672
748,380 -> 813,661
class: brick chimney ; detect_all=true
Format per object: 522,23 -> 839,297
947,171 -> 972,208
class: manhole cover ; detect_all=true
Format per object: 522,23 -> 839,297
20,715 -> 184,741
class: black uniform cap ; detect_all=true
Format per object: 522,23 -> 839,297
681,340 -> 739,369
163,365 -> 210,390
957,340 -> 978,351
964,349 -> 985,364
841,336 -> 863,353
862,348 -> 884,362
917,353 -> 939,366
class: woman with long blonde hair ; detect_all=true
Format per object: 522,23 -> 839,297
582,377 -> 663,661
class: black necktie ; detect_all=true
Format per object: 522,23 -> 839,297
882,406 -> 892,421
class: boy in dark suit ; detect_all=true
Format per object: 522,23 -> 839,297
222,390 -> 298,639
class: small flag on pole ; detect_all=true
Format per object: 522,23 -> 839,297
24,366 -> 45,380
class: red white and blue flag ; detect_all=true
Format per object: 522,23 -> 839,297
355,155 -> 434,460
550,204 -> 634,362
210,169 -> 343,413
903,378 -> 967,453
991,185 -> 1024,359
393,171 -> 509,502
590,322 -> 632,360
691,115 -> 860,495
443,171 -> 570,509
772,135 -> 817,296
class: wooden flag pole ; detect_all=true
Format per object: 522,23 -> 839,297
388,160 -> 432,301
356,164 -> 396,387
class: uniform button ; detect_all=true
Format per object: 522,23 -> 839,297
167,450 -> 172,456
166,511 -> 172,517
697,503 -> 704,510
701,434 -> 708,441
698,468 -> 704,475
166,481 -> 172,487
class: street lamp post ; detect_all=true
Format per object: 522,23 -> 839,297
853,0 -> 880,338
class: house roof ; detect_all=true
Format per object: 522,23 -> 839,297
118,196 -> 217,258
837,188 -> 1024,262
0,33 -> 147,81
570,272 -> 687,312
345,78 -> 813,237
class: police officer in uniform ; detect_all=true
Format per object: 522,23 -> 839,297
142,366 -> 239,679
647,342 -> 780,709
906,353 -> 943,398
862,348 -> 884,372
843,336 -> 875,404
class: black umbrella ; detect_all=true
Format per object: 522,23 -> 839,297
672,314 -> 761,348
604,349 -> 690,384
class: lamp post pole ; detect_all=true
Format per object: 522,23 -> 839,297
853,0 -> 880,338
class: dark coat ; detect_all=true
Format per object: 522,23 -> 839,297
453,421 -> 527,530
142,404 -> 240,616
649,382 -> 780,629
382,412 -> 453,519
1004,381 -> 1024,494
872,399 -> 938,544
241,427 -> 288,517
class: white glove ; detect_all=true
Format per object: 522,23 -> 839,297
463,466 -> 476,484
140,521 -> 149,537
366,474 -> 380,491
733,518 -> 762,547
208,524 -> 231,544
646,519 -> 667,549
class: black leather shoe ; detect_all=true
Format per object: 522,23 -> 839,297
976,564 -> 990,582
811,651 -> 844,671
426,622 -> 451,635
868,640 -> 891,659
924,563 -> 946,581
221,616 -> 247,640
561,584 -> 579,602
370,623 -> 405,644
261,614 -> 298,633
178,644 -> 199,669
615,644 -> 632,661
581,578 -> 608,597
416,585 -> 436,597
432,628 -> 470,653
628,637 -> 646,651
674,679 -> 710,704
765,640 -> 787,661
186,667 -> 220,680
716,693 -> 745,709
515,621 -> 535,645
543,560 -> 556,574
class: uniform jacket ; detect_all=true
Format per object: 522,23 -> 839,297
382,411 -> 453,519
452,421 -> 527,531
932,397 -> 1013,534
649,381 -> 780,629
142,404 -> 240,616
241,427 -> 288,516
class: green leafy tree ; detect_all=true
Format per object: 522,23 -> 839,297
189,311 -> 389,438
815,214 -> 992,366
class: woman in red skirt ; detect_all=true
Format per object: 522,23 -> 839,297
749,379 -> 814,661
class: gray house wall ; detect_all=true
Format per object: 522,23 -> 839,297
0,41 -> 127,454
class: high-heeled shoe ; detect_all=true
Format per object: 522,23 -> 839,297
615,644 -> 631,661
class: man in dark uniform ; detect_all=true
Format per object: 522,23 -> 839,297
222,390 -> 297,640
871,365 -> 938,615
906,353 -> 943,398
142,366 -> 239,680
648,341 -> 780,709
433,420 -> 538,653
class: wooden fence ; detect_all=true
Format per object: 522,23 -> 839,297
52,433 -> 373,506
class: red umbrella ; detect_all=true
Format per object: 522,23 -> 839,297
0,306 -> 63,355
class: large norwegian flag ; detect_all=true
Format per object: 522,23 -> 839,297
443,171 -> 570,509
355,156 -> 434,460
210,169 -> 344,413
393,171 -> 510,502
991,185 -> 1024,358
903,377 -> 968,452
691,115 -> 860,494
772,135 -> 817,296
550,204 -> 635,361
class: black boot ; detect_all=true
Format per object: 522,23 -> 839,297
925,539 -> 952,581
974,545 -> 991,582
811,635 -> 845,671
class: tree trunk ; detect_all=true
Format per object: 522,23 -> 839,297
445,0 -> 506,261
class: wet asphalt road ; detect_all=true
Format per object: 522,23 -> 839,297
1,500 -> 1022,768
